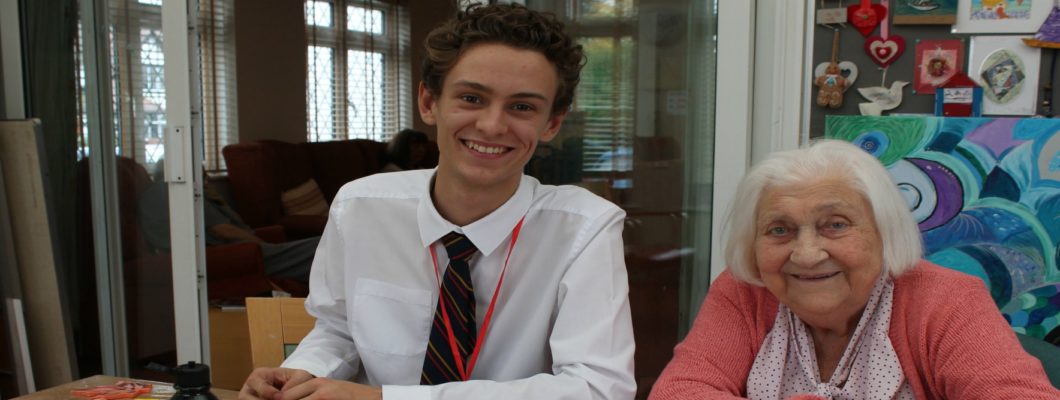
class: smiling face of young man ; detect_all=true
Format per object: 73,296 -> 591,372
419,43 -> 566,221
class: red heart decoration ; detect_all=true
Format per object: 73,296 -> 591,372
847,3 -> 888,36
864,35 -> 906,68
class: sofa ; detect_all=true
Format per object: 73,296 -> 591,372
223,139 -> 437,238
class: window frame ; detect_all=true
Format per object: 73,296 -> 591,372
305,0 -> 410,142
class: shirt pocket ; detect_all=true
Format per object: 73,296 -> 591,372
351,278 -> 434,356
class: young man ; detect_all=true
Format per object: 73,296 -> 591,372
240,4 -> 635,400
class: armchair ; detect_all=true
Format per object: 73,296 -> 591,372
223,139 -> 438,238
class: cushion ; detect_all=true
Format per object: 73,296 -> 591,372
280,179 -> 329,217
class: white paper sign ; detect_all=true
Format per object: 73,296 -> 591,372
944,88 -> 973,104
817,8 -> 847,24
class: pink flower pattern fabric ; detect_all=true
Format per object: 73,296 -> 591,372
746,275 -> 915,400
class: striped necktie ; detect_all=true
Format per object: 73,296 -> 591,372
421,232 -> 478,384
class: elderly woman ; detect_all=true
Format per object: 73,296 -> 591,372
649,140 -> 1058,399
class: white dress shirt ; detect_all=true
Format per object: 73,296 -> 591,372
281,170 -> 636,400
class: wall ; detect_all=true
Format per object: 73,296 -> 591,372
807,6 -> 1059,137
235,0 -> 455,144
235,0 -> 307,143
409,1 -> 456,138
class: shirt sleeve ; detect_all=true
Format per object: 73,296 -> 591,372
382,207 -> 637,400
926,276 -> 1060,399
280,210 -> 363,379
201,198 -> 229,228
648,272 -> 760,400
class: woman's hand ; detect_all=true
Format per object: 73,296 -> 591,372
239,367 -> 314,400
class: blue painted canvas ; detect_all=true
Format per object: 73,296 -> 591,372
826,116 -> 1060,342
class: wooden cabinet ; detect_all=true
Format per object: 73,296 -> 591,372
208,307 -> 253,391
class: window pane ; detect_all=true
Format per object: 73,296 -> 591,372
140,27 -> 166,164
458,0 -> 487,9
347,6 -> 383,34
308,46 -> 335,141
75,22 -> 89,160
522,2 -> 720,397
304,0 -> 411,143
577,36 -> 634,172
347,50 -> 384,140
577,0 -> 635,18
138,0 -> 162,5
305,1 -> 333,27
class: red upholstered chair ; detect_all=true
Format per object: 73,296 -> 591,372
222,139 -> 397,239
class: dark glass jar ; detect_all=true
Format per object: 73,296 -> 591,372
171,362 -> 219,400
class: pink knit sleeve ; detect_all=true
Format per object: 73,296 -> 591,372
648,272 -> 765,400
922,273 -> 1060,399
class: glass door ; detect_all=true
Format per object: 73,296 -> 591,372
77,0 -> 172,378
522,1 -> 718,397
75,0 -> 213,378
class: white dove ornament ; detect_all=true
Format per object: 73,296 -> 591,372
857,80 -> 908,116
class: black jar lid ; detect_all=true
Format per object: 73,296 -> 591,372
173,361 -> 211,389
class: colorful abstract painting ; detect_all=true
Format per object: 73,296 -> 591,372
826,116 -> 1060,343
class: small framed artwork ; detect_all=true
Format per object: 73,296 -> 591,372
895,0 -> 958,25
935,73 -> 983,116
913,39 -> 964,94
954,0 -> 1053,33
969,35 -> 1042,115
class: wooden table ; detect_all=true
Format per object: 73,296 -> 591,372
13,375 -> 239,400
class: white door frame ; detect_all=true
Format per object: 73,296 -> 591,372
79,0 -> 131,376
162,0 -> 210,363
710,0 -> 811,282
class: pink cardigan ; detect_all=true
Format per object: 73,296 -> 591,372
649,261 -> 1059,399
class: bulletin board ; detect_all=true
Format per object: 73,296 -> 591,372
808,1 -> 1059,137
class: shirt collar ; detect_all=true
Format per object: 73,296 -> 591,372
417,172 -> 534,257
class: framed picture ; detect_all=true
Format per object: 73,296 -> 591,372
954,0 -> 1053,33
969,35 -> 1042,115
895,0 -> 958,25
913,39 -> 964,94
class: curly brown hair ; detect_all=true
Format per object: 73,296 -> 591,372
422,3 -> 585,115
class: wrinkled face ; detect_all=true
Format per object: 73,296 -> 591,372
753,178 -> 884,331
419,43 -> 566,192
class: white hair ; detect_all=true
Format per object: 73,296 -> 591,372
723,139 -> 923,285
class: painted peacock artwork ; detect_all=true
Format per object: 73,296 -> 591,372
828,116 -> 1060,344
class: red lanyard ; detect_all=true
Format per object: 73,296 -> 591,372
428,216 -> 525,381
